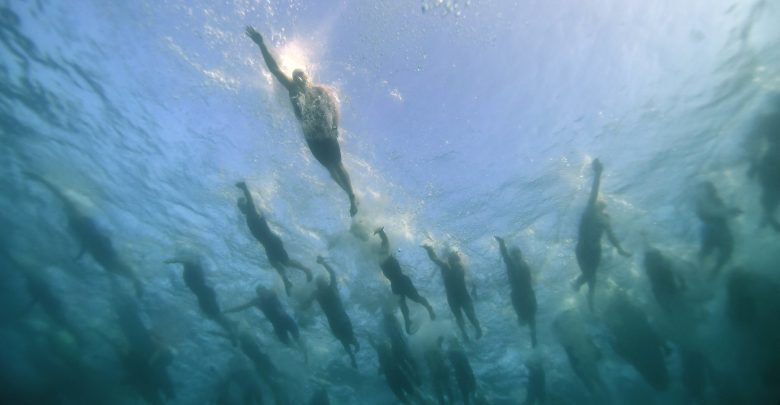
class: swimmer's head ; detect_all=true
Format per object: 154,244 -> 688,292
292,69 -> 308,86
237,197 -> 249,213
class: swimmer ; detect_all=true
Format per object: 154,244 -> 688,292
495,236 -> 538,347
524,354 -> 546,405
236,181 -> 312,295
572,159 -> 631,311
370,336 -> 424,404
245,26 -> 358,216
374,227 -> 435,334
643,248 -> 686,314
225,285 -> 306,360
748,107 -> 780,232
165,258 -> 235,342
696,182 -> 741,273
422,243 -> 482,340
25,172 -> 143,295
425,337 -> 454,405
446,339 -> 482,405
314,256 -> 360,368
383,310 -> 420,383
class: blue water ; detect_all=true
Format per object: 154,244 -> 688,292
1,0 -> 779,403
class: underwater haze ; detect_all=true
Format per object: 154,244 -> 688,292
1,0 -> 780,404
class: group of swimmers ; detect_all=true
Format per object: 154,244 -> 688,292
4,22 -> 779,405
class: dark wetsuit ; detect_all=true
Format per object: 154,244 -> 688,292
697,206 -> 733,272
442,262 -> 472,319
498,240 -> 538,346
644,249 -> 684,313
254,294 -> 299,344
426,348 -> 453,405
381,256 -> 422,299
377,343 -> 417,403
245,213 -> 289,265
181,262 -> 222,320
448,348 -> 477,405
576,208 -> 603,282
316,279 -> 357,350
525,361 -> 546,405
383,312 -> 418,381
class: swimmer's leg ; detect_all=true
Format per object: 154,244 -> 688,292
272,262 -> 293,295
571,274 -> 586,292
462,298 -> 482,339
399,296 -> 413,334
449,300 -> 469,341
408,291 -> 436,321
587,277 -> 596,312
529,316 -> 538,348
286,259 -> 313,282
328,164 -> 358,216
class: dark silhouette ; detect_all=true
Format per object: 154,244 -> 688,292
225,285 -> 306,359
495,236 -> 538,347
236,181 -> 312,295
643,248 -> 686,314
524,355 -> 546,405
696,182 -> 740,273
374,227 -> 435,334
572,159 -> 631,311
313,256 -> 360,368
246,26 -> 358,216
370,336 -> 424,404
165,258 -> 235,341
25,172 -> 143,295
423,243 -> 482,341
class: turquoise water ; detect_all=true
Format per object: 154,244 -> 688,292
1,0 -> 779,403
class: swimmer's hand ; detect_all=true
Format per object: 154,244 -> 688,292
421,243 -> 433,251
235,181 -> 247,190
493,235 -> 504,244
245,26 -> 263,44
592,158 -> 603,174
373,227 -> 384,235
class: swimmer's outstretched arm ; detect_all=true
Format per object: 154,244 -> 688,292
316,256 -> 337,288
604,224 -> 631,257
588,159 -> 604,207
374,227 -> 390,256
245,26 -> 293,90
494,236 -> 511,265
236,181 -> 261,216
422,244 -> 447,269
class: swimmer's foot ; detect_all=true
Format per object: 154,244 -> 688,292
349,197 -> 358,217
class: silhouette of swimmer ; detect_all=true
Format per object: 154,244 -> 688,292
246,26 -> 358,217
236,181 -> 312,295
572,159 -> 631,311
236,331 -> 290,404
25,172 -> 143,295
553,309 -> 606,395
214,357 -> 265,405
2,247 -> 82,342
374,227 -> 435,334
165,258 -> 235,341
383,310 -> 420,384
311,256 -> 360,368
370,336 -> 424,404
425,337 -> 454,405
604,292 -> 670,391
308,387 -> 331,405
422,243 -> 482,341
112,297 -> 176,402
446,340 -> 482,405
225,285 -> 304,352
495,236 -> 538,347
524,355 -> 546,405
748,109 -> 780,232
696,182 -> 741,274
643,248 -> 686,314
